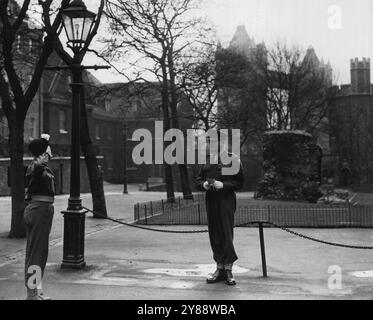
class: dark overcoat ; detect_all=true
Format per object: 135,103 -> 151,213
196,156 -> 244,265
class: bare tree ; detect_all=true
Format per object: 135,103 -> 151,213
251,42 -> 335,132
103,0 -> 209,201
0,0 -> 70,238
216,42 -> 335,154
177,42 -> 218,130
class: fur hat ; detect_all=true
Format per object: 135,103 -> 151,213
28,138 -> 49,157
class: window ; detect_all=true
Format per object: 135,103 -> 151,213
0,116 -> 9,139
107,126 -> 113,140
106,151 -> 113,171
67,75 -> 72,92
101,125 -> 106,140
105,97 -> 111,111
130,100 -> 141,112
59,109 -> 68,134
95,125 -> 100,140
29,117 -> 35,138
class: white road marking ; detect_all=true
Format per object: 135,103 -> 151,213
143,264 -> 249,278
350,270 -> 373,278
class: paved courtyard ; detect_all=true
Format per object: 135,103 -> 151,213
1,185 -> 373,300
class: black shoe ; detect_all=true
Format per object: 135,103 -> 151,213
206,269 -> 227,284
26,293 -> 52,300
225,270 -> 236,286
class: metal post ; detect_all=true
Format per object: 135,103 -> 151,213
146,175 -> 150,191
61,64 -> 86,270
258,222 -> 268,278
144,204 -> 148,225
123,122 -> 128,194
198,203 -> 201,225
134,203 -> 138,221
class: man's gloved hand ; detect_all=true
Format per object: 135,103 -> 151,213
203,181 -> 211,190
212,180 -> 224,190
41,133 -> 50,141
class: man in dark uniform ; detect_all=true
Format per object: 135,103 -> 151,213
24,134 -> 55,300
196,139 -> 244,286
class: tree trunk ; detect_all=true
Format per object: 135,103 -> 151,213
80,78 -> 107,218
161,67 -> 175,203
168,56 -> 193,199
8,118 -> 26,238
163,109 -> 175,203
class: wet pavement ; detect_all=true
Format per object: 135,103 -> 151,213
1,185 -> 373,300
1,222 -> 373,299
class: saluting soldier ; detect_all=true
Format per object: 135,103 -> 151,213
196,136 -> 244,286
24,134 -> 55,300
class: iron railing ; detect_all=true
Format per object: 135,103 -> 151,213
134,193 -> 373,228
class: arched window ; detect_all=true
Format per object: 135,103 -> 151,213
105,97 -> 111,111
29,117 -> 36,138
95,125 -> 100,140
107,125 -> 113,140
59,109 -> 68,134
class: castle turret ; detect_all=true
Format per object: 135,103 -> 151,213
350,57 -> 371,94
229,25 -> 255,56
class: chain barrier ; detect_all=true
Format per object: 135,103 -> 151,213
83,207 -> 373,249
84,207 -> 210,234
265,221 -> 373,250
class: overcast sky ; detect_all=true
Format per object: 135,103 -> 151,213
85,0 -> 373,84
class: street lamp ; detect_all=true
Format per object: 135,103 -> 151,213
60,0 -> 96,270
61,0 -> 96,54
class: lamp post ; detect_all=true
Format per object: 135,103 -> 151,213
60,0 -> 96,269
123,122 -> 128,194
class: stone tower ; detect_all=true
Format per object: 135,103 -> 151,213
350,57 -> 371,94
229,25 -> 256,56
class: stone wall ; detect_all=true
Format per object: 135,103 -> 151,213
256,131 -> 322,203
329,95 -> 373,189
0,156 -> 98,196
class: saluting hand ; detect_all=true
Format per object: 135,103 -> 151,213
41,133 -> 50,141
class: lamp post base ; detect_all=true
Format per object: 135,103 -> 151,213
61,260 -> 86,270
61,206 -> 87,270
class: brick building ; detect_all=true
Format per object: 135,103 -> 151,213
0,1 -> 125,194
41,56 -> 124,184
95,82 -> 195,190
0,51 -> 124,195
